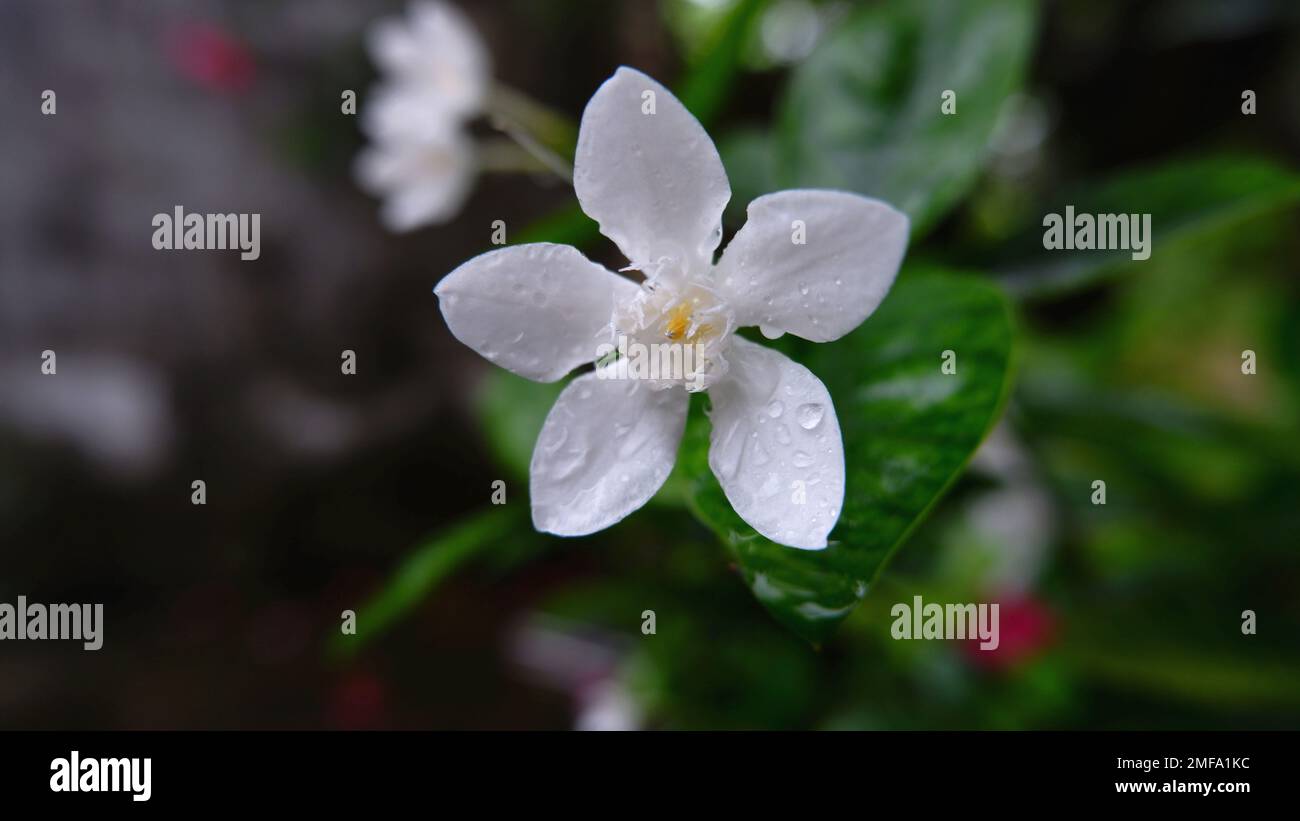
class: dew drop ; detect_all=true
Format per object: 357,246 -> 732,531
759,324 -> 785,340
774,424 -> 791,445
792,450 -> 813,468
765,400 -> 784,418
796,403 -> 825,430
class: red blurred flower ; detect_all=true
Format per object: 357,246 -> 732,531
165,22 -> 255,94
327,671 -> 387,730
964,594 -> 1056,671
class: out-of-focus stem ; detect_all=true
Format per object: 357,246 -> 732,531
477,138 -> 553,175
484,82 -> 576,184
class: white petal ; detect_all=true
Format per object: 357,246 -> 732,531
360,83 -> 460,143
435,244 -> 638,381
366,0 -> 489,117
354,133 -> 475,231
531,370 -> 687,536
716,190 -> 908,342
707,337 -> 844,549
379,175 -> 472,232
573,67 -> 731,273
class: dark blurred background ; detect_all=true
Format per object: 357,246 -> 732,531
1,0 -> 1298,729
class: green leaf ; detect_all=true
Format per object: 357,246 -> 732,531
675,0 -> 768,125
1000,154 -> 1300,298
719,128 -> 778,226
776,0 -> 1036,238
1064,628 -> 1300,709
477,370 -> 566,479
681,269 -> 1016,642
512,202 -> 602,249
327,506 -> 523,659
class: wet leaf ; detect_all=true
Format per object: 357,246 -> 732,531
681,269 -> 1016,641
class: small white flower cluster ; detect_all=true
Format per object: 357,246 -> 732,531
355,1 -> 490,231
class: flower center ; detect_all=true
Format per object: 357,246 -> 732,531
611,276 -> 735,392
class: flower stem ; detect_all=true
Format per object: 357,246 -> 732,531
477,138 -> 555,176
484,82 -> 576,184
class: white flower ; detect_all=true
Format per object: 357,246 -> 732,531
355,111 -> 475,232
366,0 -> 489,119
356,1 -> 489,231
435,67 -> 909,549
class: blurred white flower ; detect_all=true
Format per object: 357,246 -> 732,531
366,0 -> 489,119
960,422 -> 1055,593
575,679 -> 642,732
435,68 -> 910,549
0,355 -> 173,480
356,1 -> 489,231
355,120 -> 475,232
759,0 -> 823,65
506,615 -> 641,730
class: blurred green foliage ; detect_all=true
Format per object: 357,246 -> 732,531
778,0 -> 1036,236
348,0 -> 1300,729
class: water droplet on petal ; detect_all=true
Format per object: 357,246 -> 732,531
766,400 -> 784,418
759,324 -> 785,340
774,423 -> 791,445
792,450 -> 813,468
796,403 -> 825,430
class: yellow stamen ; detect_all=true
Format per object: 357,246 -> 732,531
665,302 -> 692,340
